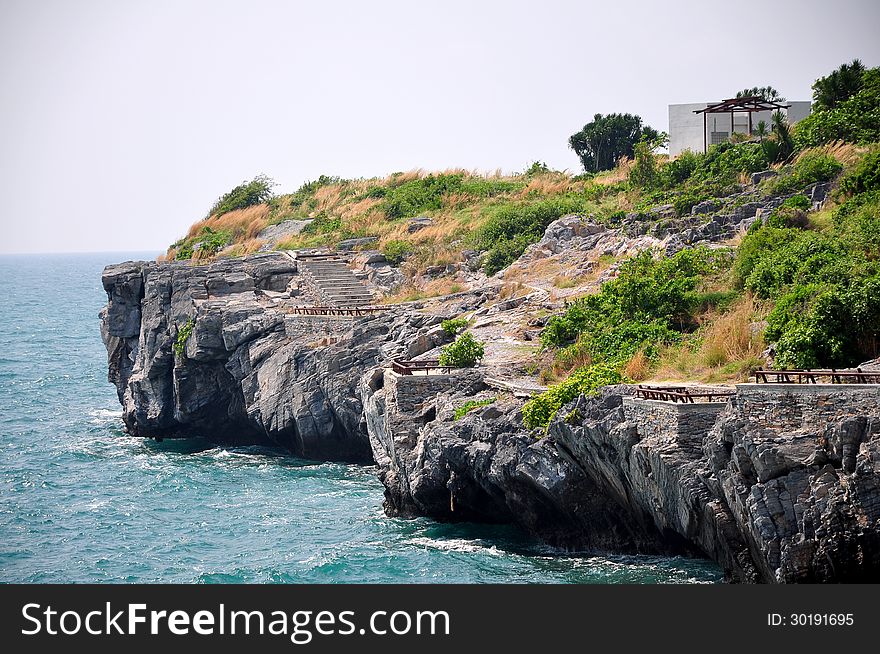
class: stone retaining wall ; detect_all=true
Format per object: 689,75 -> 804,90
284,314 -> 355,340
735,383 -> 880,432
623,397 -> 728,451
384,369 -> 460,446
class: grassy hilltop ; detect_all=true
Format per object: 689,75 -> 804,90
165,61 -> 880,427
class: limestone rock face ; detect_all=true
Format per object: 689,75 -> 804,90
363,378 -> 880,582
100,253 -> 442,461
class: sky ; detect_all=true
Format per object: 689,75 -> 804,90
1,0 -> 879,254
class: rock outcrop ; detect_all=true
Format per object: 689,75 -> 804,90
101,249 -> 880,583
363,376 -> 880,582
100,253 -> 448,461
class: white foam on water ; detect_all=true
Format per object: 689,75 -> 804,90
405,536 -> 502,556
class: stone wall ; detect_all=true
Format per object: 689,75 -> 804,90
623,397 -> 728,453
284,314 -> 357,340
384,369 -> 460,446
735,383 -> 880,432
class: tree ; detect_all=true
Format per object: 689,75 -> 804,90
769,111 -> 795,162
755,120 -> 768,141
629,132 -> 668,189
736,86 -> 785,102
209,174 -> 276,217
812,59 -> 866,111
568,113 -> 660,173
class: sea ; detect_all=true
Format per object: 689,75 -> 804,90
0,253 -> 722,583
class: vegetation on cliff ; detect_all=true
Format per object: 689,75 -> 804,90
164,59 -> 879,429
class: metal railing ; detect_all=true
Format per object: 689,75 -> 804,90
286,305 -> 389,316
754,368 -> 880,384
635,385 -> 735,403
391,359 -> 454,375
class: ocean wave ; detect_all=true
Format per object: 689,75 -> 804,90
405,536 -> 503,556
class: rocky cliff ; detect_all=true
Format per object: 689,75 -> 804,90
101,251 -> 880,582
99,252 -> 451,461
362,376 -> 880,582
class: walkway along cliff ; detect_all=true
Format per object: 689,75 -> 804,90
100,252 -> 880,582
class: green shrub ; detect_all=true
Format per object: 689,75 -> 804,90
439,333 -> 485,368
660,150 -> 701,187
783,194 -> 811,210
838,149 -> 880,197
540,248 -> 729,374
302,213 -> 343,235
382,174 -> 464,219
522,364 -> 622,429
794,68 -> 880,148
453,397 -> 496,420
833,191 -> 880,257
173,319 -> 194,358
196,227 -> 232,255
209,174 -> 275,217
175,243 -> 194,260
381,239 -> 412,265
441,317 -> 469,337
525,161 -> 550,176
762,151 -> 843,195
473,196 -> 593,274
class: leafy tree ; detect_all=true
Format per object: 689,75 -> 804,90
439,332 -> 485,367
209,174 -> 275,217
812,59 -> 866,111
568,113 -> 660,173
736,86 -> 785,102
794,68 -> 880,148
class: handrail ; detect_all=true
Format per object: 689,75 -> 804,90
635,385 -> 735,403
391,359 -> 454,375
754,368 -> 880,384
286,305 -> 389,316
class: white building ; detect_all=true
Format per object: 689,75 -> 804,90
668,98 -> 811,156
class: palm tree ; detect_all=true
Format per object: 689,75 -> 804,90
755,120 -> 768,142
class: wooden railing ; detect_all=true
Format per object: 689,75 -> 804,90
391,359 -> 454,375
635,385 -> 735,403
754,368 -> 880,384
286,305 -> 389,316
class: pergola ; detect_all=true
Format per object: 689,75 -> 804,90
693,96 -> 791,153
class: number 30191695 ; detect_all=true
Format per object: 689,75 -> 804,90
768,613 -> 854,626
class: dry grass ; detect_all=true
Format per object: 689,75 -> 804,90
515,173 -> 575,198
186,204 -> 270,240
797,141 -> 866,168
541,338 -> 593,383
623,350 -> 651,381
381,277 -> 465,304
651,296 -> 766,383
594,157 -> 633,185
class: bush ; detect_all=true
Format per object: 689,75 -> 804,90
659,150 -> 700,187
453,397 -> 496,420
794,68 -> 880,148
473,196 -> 593,274
838,149 -> 880,197
441,317 -> 469,337
540,248 -> 729,373
173,319 -> 194,358
381,240 -> 412,265
382,174 -> 464,219
762,150 -> 843,195
522,364 -> 622,429
439,333 -> 485,368
209,174 -> 275,217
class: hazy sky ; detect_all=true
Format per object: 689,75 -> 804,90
1,0 -> 878,254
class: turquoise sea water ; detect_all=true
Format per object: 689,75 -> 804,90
0,253 -> 722,583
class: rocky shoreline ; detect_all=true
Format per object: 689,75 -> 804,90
100,251 -> 880,582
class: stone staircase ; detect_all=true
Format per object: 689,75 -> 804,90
296,254 -> 374,307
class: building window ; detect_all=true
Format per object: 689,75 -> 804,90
710,131 -> 728,145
